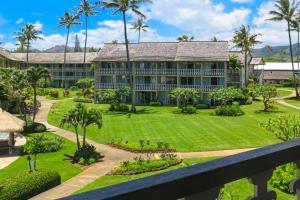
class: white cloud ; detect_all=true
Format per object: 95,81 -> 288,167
143,0 -> 250,41
32,21 -> 43,31
0,14 -> 6,25
30,20 -> 173,50
230,0 -> 253,3
16,18 -> 24,25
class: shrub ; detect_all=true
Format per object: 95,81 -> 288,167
245,98 -> 253,105
0,169 -> 61,200
37,88 -> 50,96
110,154 -> 181,175
23,123 -> 47,133
195,103 -> 209,109
270,163 -> 296,193
73,144 -> 101,165
73,97 -> 93,103
181,105 -> 197,114
49,90 -> 59,98
109,103 -> 129,112
214,105 -> 244,117
63,89 -> 70,97
69,86 -> 78,91
149,101 -> 162,106
232,101 -> 240,106
22,135 -> 64,154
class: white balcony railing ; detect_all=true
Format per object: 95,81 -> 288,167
179,69 -> 202,76
203,85 -> 224,92
135,84 -> 156,91
96,83 -> 129,89
97,68 -> 130,75
203,69 -> 225,76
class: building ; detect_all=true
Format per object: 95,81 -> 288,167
254,62 -> 299,85
0,42 -> 263,104
94,42 -> 262,105
0,51 -> 97,87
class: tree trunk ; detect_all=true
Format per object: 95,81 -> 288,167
122,11 -> 136,112
62,28 -> 70,88
75,127 -> 80,150
244,49 -> 248,88
83,128 -> 86,147
84,15 -> 88,78
26,39 -> 30,68
138,30 -> 141,43
32,87 -> 37,123
288,22 -> 300,98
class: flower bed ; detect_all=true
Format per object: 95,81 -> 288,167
110,154 -> 182,175
108,139 -> 176,153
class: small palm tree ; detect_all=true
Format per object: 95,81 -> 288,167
16,35 -> 27,52
232,25 -> 261,87
177,35 -> 195,42
211,36 -> 219,42
75,0 -> 98,78
103,0 -> 152,113
269,0 -> 300,98
131,18 -> 149,43
26,66 -> 51,123
58,12 -> 81,88
16,24 -> 43,67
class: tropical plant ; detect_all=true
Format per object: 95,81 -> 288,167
209,87 -> 244,106
103,0 -> 152,113
269,0 -> 300,98
58,12 -> 81,88
292,16 -> 300,78
131,17 -> 149,43
75,0 -> 98,77
211,36 -> 219,42
265,45 -> 273,54
170,88 -> 200,107
15,35 -> 27,53
26,66 -> 51,123
177,35 -> 195,42
23,135 -> 45,170
74,34 -> 82,52
256,85 -> 278,112
279,49 -> 288,61
15,24 -> 43,67
246,82 -> 260,100
229,54 -> 243,71
232,25 -> 261,87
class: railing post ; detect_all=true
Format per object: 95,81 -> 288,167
185,186 -> 224,200
247,169 -> 276,200
290,160 -> 300,199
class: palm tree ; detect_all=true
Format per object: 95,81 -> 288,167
177,35 -> 195,42
75,0 -> 98,78
279,49 -> 288,61
265,45 -> 273,54
15,35 -> 27,53
16,24 -> 43,67
269,0 -> 300,98
232,25 -> 261,87
26,66 -> 51,123
131,18 -> 149,43
211,36 -> 219,42
292,18 -> 300,79
58,12 -> 81,88
103,0 -> 153,113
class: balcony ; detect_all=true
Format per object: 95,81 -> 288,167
96,83 -> 129,89
203,85 -> 224,92
97,68 -> 130,75
135,84 -> 156,91
135,68 -> 156,75
158,69 -> 177,76
203,69 -> 225,76
63,138 -> 300,200
179,69 -> 202,76
157,84 -> 177,91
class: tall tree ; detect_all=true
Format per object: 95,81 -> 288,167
177,35 -> 195,42
232,25 -> 261,87
269,0 -> 300,98
211,36 -> 219,42
103,0 -> 153,113
265,45 -> 273,54
292,17 -> 300,78
279,49 -> 288,61
26,66 -> 51,123
75,0 -> 98,77
74,34 -> 82,52
58,12 -> 80,88
131,18 -> 149,43
15,35 -> 27,53
16,24 -> 43,67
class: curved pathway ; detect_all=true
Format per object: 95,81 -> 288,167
276,89 -> 300,110
30,97 -> 256,199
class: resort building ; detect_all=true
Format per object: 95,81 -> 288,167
1,42 -> 264,104
254,62 -> 299,85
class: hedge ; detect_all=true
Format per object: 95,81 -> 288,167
0,169 -> 61,200
23,123 -> 47,134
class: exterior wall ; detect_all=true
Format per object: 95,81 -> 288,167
0,56 -> 20,68
20,63 -> 94,87
95,61 -> 227,105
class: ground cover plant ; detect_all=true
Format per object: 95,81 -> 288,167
48,99 -> 298,152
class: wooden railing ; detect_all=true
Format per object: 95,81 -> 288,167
63,138 -> 300,200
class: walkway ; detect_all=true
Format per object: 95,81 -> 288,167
276,89 -> 300,110
30,97 -> 256,199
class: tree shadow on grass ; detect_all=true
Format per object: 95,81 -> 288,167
254,109 -> 284,115
103,108 -> 158,117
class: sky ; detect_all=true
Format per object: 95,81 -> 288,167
0,0 -> 293,50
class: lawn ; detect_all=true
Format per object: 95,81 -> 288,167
48,100 -> 298,152
285,97 -> 300,108
0,132 -> 82,182
74,157 -> 295,200
277,88 -> 293,98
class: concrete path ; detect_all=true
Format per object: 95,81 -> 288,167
276,89 -> 300,110
30,97 -> 256,199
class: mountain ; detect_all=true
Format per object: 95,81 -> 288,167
253,43 -> 300,59
44,45 -> 99,53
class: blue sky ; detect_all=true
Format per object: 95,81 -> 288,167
0,0 -> 292,50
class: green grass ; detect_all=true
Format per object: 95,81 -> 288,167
277,88 -> 293,98
286,97 -> 300,107
0,132 -> 82,182
48,100 -> 298,152
74,157 -> 295,199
